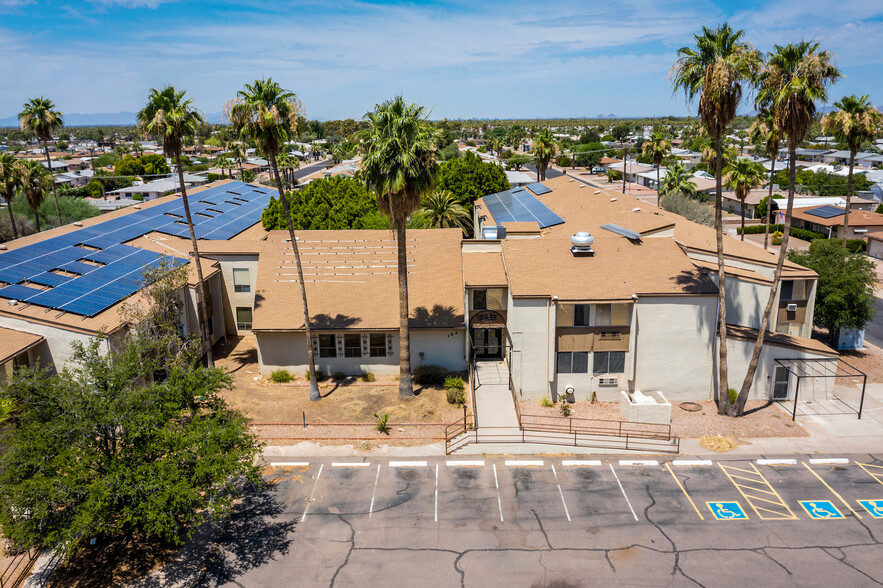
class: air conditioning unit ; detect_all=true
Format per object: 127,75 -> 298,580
786,303 -> 798,312
598,377 -> 618,386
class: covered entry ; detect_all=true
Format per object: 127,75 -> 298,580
470,310 -> 506,360
772,357 -> 867,421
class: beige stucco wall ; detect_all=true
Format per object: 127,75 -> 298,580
725,337 -> 837,401
725,277 -> 769,330
183,273 -> 225,345
0,316 -> 104,373
210,255 -> 259,335
507,294 -> 553,400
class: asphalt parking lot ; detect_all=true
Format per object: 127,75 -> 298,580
199,454 -> 883,587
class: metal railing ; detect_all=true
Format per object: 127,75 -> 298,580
0,548 -> 39,588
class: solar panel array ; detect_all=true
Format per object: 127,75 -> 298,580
482,187 -> 564,229
0,181 -> 270,317
805,205 -> 845,219
526,182 -> 552,196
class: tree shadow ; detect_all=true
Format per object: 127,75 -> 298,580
310,313 -> 361,329
411,304 -> 463,328
672,269 -> 719,295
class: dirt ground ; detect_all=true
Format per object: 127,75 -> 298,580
521,399 -> 807,439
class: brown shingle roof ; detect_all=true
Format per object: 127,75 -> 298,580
0,326 -> 44,364
252,229 -> 464,331
727,324 -> 838,357
791,207 -> 883,228
463,251 -> 507,287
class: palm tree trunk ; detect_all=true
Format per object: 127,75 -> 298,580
5,194 -> 18,239
656,164 -> 661,201
270,153 -> 320,401
764,158 -> 775,250
740,194 -> 746,240
176,153 -> 214,368
731,145 -> 799,416
714,136 -> 729,415
44,141 -> 62,227
395,214 -> 414,399
843,151 -> 855,244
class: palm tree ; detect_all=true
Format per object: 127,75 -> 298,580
421,189 -> 470,232
275,153 -> 300,190
0,154 -> 23,239
641,129 -> 672,191
227,142 -> 246,177
822,95 -> 881,241
749,110 -> 783,249
20,160 -> 50,233
214,156 -> 235,178
658,162 -> 696,198
137,86 -> 214,368
671,22 -> 761,415
732,41 -> 841,416
18,97 -> 64,228
360,96 -> 438,399
723,158 -> 766,240
226,78 -> 320,402
532,129 -> 558,181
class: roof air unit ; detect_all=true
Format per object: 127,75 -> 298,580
570,232 -> 594,257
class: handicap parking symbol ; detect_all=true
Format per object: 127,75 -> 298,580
799,500 -> 844,519
857,500 -> 883,519
707,501 -> 748,520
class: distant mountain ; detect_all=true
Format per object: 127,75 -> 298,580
595,113 -> 618,119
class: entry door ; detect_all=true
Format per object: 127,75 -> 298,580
472,328 -> 502,359
771,365 -> 790,400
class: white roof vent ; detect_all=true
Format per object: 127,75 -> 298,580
8,299 -> 17,306
570,232 -> 594,257
594,190 -> 601,194
632,207 -> 641,212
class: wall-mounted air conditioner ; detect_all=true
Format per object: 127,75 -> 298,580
598,377 -> 618,386
786,303 -> 798,312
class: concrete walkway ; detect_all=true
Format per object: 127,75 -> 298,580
472,360 -> 519,429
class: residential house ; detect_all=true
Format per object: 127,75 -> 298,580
790,205 -> 883,239
868,231 -> 883,260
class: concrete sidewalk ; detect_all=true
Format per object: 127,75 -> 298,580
472,361 -> 519,428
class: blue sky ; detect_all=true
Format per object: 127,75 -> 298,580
2,0 -> 882,120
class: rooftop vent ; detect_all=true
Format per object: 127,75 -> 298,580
594,190 -> 601,194
570,232 -> 594,257
482,225 -> 507,240
601,223 -> 642,242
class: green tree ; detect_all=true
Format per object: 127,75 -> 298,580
226,78 -> 320,401
18,97 -> 64,227
261,176 -> 379,230
215,155 -> 235,178
750,110 -> 783,249
0,260 -> 261,563
660,192 -> 713,226
532,129 -> 558,181
506,155 -> 532,171
755,195 -> 779,220
139,153 -> 170,176
723,158 -> 766,240
360,96 -> 438,399
114,154 -> 145,176
671,23 -> 762,415
641,129 -> 672,190
572,142 -> 605,170
12,194 -> 100,231
137,85 -> 214,368
19,160 -> 50,233
732,41 -> 841,416
821,95 -> 882,241
436,151 -> 509,214
658,162 -> 696,198
788,240 -> 876,347
421,189 -> 470,233
0,154 -> 23,239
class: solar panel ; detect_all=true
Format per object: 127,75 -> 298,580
805,205 -> 844,219
601,223 -> 642,241
481,189 -> 564,229
525,182 -> 552,195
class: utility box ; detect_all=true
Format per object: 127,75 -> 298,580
837,327 -> 865,350
619,390 -> 671,424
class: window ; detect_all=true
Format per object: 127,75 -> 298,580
780,280 -> 793,301
574,304 -> 590,326
235,307 -> 252,330
594,304 -> 611,326
369,333 -> 387,357
344,334 -> 361,358
593,303 -> 630,326
780,280 -> 805,301
593,351 -> 626,375
473,289 -> 487,310
557,351 -> 589,374
233,268 -> 250,293
557,304 -> 574,327
318,334 -> 336,358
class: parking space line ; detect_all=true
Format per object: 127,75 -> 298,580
446,460 -> 484,467
619,460 -> 659,467
856,462 -> 883,488
550,464 -> 571,522
332,462 -> 371,467
609,464 -> 639,521
434,464 -> 439,523
808,458 -> 849,465
389,460 -> 428,468
505,460 -> 544,467
719,463 -> 797,520
672,459 -> 713,467
368,464 -> 381,520
801,462 -> 862,519
301,463 -> 324,522
756,459 -> 797,466
269,461 -> 310,467
664,463 -> 704,520
561,460 -> 601,466
493,464 -> 504,522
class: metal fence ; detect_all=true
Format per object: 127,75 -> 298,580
0,548 -> 39,588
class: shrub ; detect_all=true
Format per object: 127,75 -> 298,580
413,364 -> 447,386
270,369 -> 292,383
560,403 -> 573,417
540,397 -> 555,408
444,376 -> 465,391
332,371 -> 347,381
446,387 -> 466,405
207,173 -> 224,182
876,203 -> 883,214
361,372 -> 376,382
737,224 -> 825,241
728,388 -> 737,404
556,154 -> 572,167
132,194 -> 143,201
305,369 -> 325,381
772,230 -> 783,245
373,412 -> 390,435
660,192 -> 713,227
845,239 -> 867,254
465,141 -> 476,147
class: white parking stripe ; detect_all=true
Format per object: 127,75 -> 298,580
493,464 -> 504,522
756,459 -> 797,466
301,463 -> 324,522
269,462 -> 310,467
389,460 -> 428,468
619,460 -> 659,467
672,460 -> 713,467
446,460 -> 485,467
332,462 -> 371,467
551,464 -> 571,522
368,464 -> 381,520
609,464 -> 639,522
434,464 -> 439,523
808,458 -> 850,465
562,460 -> 602,467
505,460 -> 544,467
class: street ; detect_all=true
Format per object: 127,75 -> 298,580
198,455 -> 883,587
865,295 -> 883,349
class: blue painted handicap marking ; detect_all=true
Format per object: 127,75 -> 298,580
799,500 -> 844,519
857,500 -> 883,518
707,501 -> 748,520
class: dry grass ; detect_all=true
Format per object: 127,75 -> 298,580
700,435 -> 741,452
